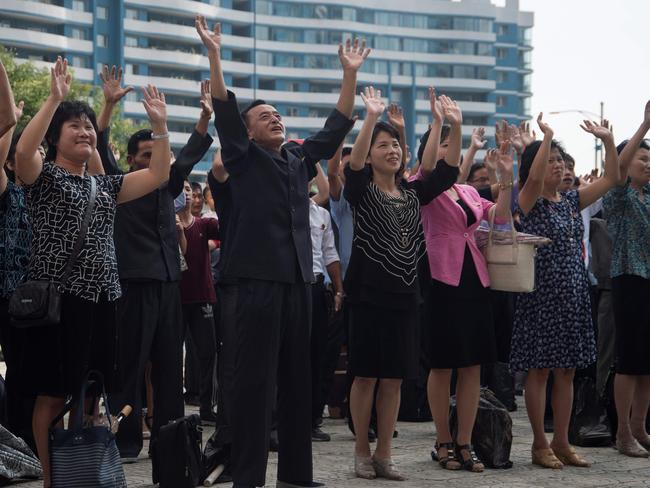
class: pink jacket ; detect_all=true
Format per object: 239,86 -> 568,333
418,183 -> 495,287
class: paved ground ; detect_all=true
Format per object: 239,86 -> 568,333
14,398 -> 650,488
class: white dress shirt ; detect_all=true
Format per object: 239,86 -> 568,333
309,199 -> 340,277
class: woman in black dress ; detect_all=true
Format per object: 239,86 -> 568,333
345,86 -> 458,480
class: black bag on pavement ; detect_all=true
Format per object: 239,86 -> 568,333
203,425 -> 232,484
569,376 -> 612,447
49,370 -> 126,488
450,388 -> 513,469
9,177 -> 97,328
152,414 -> 205,488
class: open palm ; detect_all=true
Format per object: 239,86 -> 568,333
338,38 -> 371,72
580,119 -> 613,141
142,85 -> 167,126
195,15 -> 222,53
360,86 -> 385,117
100,65 -> 134,104
50,56 -> 71,102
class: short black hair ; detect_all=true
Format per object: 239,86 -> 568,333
563,151 -> 575,170
44,101 -> 98,162
127,129 -> 153,156
519,139 -> 565,187
370,121 -> 400,147
341,146 -> 352,158
190,181 -> 202,194
468,162 -> 486,182
240,99 -> 267,124
616,138 -> 650,155
416,125 -> 451,165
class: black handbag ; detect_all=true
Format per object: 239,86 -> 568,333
151,414 -> 206,487
9,177 -> 97,328
49,370 -> 126,488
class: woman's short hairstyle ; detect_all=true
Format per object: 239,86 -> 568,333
616,138 -> 650,155
416,125 -> 451,165
518,139 -> 565,187
44,101 -> 98,162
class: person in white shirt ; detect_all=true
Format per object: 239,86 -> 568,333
309,172 -> 344,443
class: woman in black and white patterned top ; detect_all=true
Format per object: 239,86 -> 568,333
344,86 -> 458,481
14,57 -> 171,487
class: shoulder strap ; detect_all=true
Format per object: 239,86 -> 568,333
59,176 -> 97,289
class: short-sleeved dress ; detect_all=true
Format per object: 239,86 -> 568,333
344,162 -> 458,379
603,180 -> 650,375
17,162 -> 124,396
510,191 -> 596,371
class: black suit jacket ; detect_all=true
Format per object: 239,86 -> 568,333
212,91 -> 354,284
98,128 -> 213,282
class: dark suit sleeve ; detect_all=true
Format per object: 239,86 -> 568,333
207,170 -> 231,217
300,109 -> 355,165
408,160 -> 459,205
96,127 -> 123,176
168,130 -> 214,198
212,91 -> 252,177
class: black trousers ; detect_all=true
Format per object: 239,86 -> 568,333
182,303 -> 217,416
310,278 -> 330,425
220,279 -> 313,487
109,281 -> 184,459
0,298 -> 36,452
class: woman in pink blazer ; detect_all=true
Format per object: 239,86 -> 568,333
414,100 -> 514,473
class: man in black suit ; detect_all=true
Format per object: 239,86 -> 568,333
196,16 -> 370,488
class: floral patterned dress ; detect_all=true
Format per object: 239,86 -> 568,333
510,191 -> 596,371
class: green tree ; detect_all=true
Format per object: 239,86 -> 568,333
0,45 -> 147,169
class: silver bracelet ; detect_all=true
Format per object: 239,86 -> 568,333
151,132 -> 169,140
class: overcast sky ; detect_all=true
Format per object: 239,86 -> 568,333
512,0 -> 650,174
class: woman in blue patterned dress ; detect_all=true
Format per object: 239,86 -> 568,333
604,101 -> 650,457
511,113 -> 619,469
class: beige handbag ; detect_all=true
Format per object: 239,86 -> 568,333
484,210 -> 536,293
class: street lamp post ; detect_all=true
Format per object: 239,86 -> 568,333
548,102 -> 604,171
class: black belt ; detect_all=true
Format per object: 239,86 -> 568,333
313,273 -> 325,284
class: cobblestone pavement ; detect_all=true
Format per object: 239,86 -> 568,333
16,399 -> 650,488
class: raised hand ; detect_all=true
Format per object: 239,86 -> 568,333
580,119 -> 613,142
428,86 -> 444,124
484,148 -> 499,172
387,103 -> 405,130
494,119 -> 509,146
439,95 -> 462,126
141,85 -> 167,129
519,121 -> 536,147
195,15 -> 222,54
536,112 -> 553,138
13,100 -> 24,120
50,56 -> 72,103
496,141 -> 514,176
470,127 -> 486,150
644,100 -> 650,126
338,38 -> 371,72
108,141 -> 120,162
199,79 -> 213,119
507,124 -> 524,154
360,86 -> 385,117
100,65 -> 134,105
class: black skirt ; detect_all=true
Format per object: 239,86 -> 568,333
424,246 -> 497,369
348,298 -> 419,380
612,274 -> 650,375
15,293 -> 117,397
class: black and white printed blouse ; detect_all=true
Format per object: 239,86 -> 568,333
24,161 -> 124,302
343,161 -> 458,309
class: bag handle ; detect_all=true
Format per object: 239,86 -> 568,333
58,177 -> 97,291
49,369 -> 112,432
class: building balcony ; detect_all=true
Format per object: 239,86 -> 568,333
14,57 -> 93,82
124,0 -> 252,24
415,99 -> 495,115
0,0 -> 92,25
415,123 -> 496,137
0,27 -> 93,54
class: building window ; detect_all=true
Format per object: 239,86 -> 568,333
496,96 -> 507,107
496,48 -> 507,59
71,28 -> 86,40
96,34 -> 106,47
125,36 -> 138,47
72,0 -> 87,11
286,107 -> 299,117
125,8 -> 138,20
71,56 -> 87,68
96,6 -> 107,19
496,71 -> 507,83
497,25 -> 508,36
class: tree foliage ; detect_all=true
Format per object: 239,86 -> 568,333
0,45 -> 147,169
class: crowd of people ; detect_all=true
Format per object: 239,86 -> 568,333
0,14 -> 649,488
